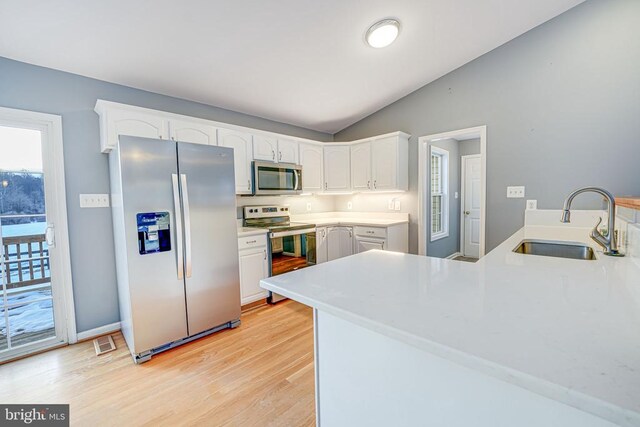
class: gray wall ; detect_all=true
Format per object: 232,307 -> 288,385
335,0 -> 640,255
429,139 -> 460,258
459,138 -> 481,157
0,57 -> 332,333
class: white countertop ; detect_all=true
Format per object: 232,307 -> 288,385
309,218 -> 409,227
260,226 -> 640,426
290,212 -> 409,227
237,227 -> 269,238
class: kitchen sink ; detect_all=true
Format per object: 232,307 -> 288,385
513,239 -> 596,260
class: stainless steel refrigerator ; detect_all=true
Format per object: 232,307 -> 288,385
109,136 -> 241,363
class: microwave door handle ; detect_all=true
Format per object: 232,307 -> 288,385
294,169 -> 300,191
172,174 -> 184,280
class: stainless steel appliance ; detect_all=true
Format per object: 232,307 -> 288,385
109,136 -> 241,363
243,205 -> 315,303
252,161 -> 303,195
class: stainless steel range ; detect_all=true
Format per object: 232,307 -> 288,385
243,205 -> 316,303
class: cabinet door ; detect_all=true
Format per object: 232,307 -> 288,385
299,143 -> 324,192
371,136 -> 398,191
351,142 -> 372,191
356,238 -> 385,253
108,109 -> 168,144
238,247 -> 269,305
324,145 -> 351,192
170,119 -> 217,145
253,135 -> 278,162
278,138 -> 299,164
217,129 -> 253,194
316,227 -> 328,264
327,226 -> 353,261
339,227 -> 354,258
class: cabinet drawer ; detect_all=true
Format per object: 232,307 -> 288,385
238,234 -> 268,250
354,226 -> 386,238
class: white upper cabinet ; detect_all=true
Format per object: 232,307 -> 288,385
323,145 -> 351,192
169,119 -> 217,145
351,142 -> 372,191
98,105 -> 168,152
253,135 -> 278,162
299,142 -> 324,193
277,138 -> 299,164
217,129 -> 253,194
371,134 -> 409,192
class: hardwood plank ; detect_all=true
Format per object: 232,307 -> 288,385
0,300 -> 315,426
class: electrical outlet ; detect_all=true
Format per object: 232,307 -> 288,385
506,186 -> 525,198
454,192 -> 459,199
394,200 -> 401,211
347,201 -> 353,210
388,199 -> 394,210
79,194 -> 109,208
526,199 -> 537,210
306,202 -> 312,212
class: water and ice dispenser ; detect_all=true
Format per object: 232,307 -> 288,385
136,212 -> 171,255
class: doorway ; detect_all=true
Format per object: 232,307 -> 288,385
0,107 -> 75,362
418,126 -> 486,259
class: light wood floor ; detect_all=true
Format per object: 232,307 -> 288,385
0,300 -> 316,426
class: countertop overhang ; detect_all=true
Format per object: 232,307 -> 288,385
261,226 -> 640,426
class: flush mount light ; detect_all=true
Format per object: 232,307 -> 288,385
365,19 -> 400,48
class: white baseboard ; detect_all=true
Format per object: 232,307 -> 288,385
76,322 -> 121,342
446,252 -> 462,259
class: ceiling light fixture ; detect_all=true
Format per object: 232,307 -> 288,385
365,19 -> 400,48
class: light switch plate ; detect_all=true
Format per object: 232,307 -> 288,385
507,186 -> 525,198
347,201 -> 353,210
526,200 -> 537,210
394,200 -> 401,211
79,194 -> 109,208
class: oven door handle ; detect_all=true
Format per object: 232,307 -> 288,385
270,227 -> 316,239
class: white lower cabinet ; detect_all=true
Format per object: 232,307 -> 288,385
355,237 -> 385,253
316,227 -> 328,264
327,226 -> 354,261
238,235 -> 269,305
353,224 -> 409,254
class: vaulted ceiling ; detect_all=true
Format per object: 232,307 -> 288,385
0,0 -> 583,133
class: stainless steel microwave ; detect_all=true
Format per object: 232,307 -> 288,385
252,161 -> 303,195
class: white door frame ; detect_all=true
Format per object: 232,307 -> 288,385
460,154 -> 482,257
418,125 -> 487,257
0,106 -> 77,354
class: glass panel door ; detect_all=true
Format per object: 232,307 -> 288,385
0,125 -> 58,358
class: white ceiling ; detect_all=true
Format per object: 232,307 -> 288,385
0,0 -> 583,134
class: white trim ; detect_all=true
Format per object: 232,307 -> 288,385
76,322 -> 121,341
460,154 -> 482,257
429,146 -> 449,242
418,125 -> 487,257
446,252 -> 462,260
0,106 -> 77,346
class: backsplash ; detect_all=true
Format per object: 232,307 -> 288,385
235,195 -> 336,219
615,206 -> 640,259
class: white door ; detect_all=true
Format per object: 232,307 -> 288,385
371,136 -> 398,191
462,155 -> 482,258
316,227 -> 328,264
339,227 -> 354,258
0,107 -> 74,362
356,238 -> 385,253
328,227 -> 353,261
217,129 -> 253,194
324,146 -> 351,192
299,143 -> 323,192
169,119 -> 217,145
351,142 -> 371,191
277,139 -> 299,164
253,135 -> 278,162
108,109 -> 168,142
238,247 -> 268,305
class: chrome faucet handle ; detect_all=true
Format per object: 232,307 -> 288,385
589,217 -> 608,250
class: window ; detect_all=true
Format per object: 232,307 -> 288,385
430,146 -> 449,241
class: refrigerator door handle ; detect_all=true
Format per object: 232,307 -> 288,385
180,173 -> 193,278
172,174 -> 184,280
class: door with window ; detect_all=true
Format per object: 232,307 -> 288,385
0,107 -> 73,362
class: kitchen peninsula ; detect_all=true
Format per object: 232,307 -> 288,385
260,213 -> 640,427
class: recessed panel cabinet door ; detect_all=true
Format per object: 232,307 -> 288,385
239,247 -> 269,305
109,110 -> 168,144
316,227 -> 328,264
277,139 -> 299,164
327,226 -> 353,261
253,135 -> 278,162
169,120 -> 217,145
324,146 -> 351,192
371,136 -> 398,190
217,129 -> 253,194
299,143 -> 324,192
351,142 -> 371,191
356,238 -> 385,253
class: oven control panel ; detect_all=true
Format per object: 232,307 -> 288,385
244,205 -> 290,219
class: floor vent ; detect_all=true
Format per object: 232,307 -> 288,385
93,335 -> 116,356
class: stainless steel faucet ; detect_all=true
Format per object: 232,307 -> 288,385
560,187 -> 623,256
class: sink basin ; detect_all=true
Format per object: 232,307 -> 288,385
513,239 -> 596,260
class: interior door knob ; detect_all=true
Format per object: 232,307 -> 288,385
465,211 -> 470,215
